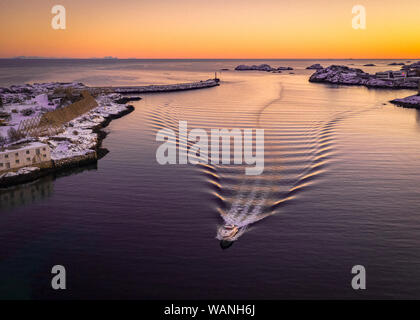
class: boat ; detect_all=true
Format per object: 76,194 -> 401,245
219,224 -> 239,240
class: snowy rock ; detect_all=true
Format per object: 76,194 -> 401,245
277,66 -> 293,70
0,171 -> 17,178
0,166 -> 39,179
309,65 -> 369,85
407,61 -> 420,68
391,94 -> 420,108
235,64 -> 293,72
0,81 -> 134,170
32,94 -> 49,108
309,65 -> 419,89
17,166 -> 40,174
235,64 -> 275,72
306,64 -> 323,70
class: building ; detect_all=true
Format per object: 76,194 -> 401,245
375,70 -> 406,79
375,71 -> 392,79
0,142 -> 51,172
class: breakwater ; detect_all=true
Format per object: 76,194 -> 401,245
93,78 -> 220,94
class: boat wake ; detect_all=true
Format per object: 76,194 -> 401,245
212,89 -> 383,246
144,81 -> 383,248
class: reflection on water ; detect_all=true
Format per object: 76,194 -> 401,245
0,164 -> 97,212
213,103 -> 383,246
416,109 -> 420,126
0,177 -> 54,211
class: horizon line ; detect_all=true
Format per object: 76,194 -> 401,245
1,57 -> 419,60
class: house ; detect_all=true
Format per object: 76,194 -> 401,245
375,71 -> 392,79
375,70 -> 406,79
0,142 -> 51,172
392,71 -> 406,79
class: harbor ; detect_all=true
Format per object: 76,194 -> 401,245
0,77 -> 221,187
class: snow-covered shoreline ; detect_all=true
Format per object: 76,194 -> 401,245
307,64 -> 420,109
0,103 -> 135,187
1,77 -> 221,187
0,82 -> 136,187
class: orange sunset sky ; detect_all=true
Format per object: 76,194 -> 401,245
0,0 -> 419,59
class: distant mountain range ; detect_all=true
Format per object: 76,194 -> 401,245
9,56 -> 119,60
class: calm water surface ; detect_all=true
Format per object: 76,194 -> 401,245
0,59 -> 420,299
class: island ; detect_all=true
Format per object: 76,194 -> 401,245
391,94 -> 420,108
306,64 -> 323,70
235,64 -> 293,72
402,61 -> 420,71
309,65 -> 420,89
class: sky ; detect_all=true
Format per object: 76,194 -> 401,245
0,0 -> 419,59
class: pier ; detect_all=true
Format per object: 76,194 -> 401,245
90,78 -> 220,95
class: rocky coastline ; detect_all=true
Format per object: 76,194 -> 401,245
390,94 -> 420,109
235,64 -> 293,72
306,64 -> 324,70
0,100 -> 135,188
1,77 -> 221,188
309,65 -> 419,89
